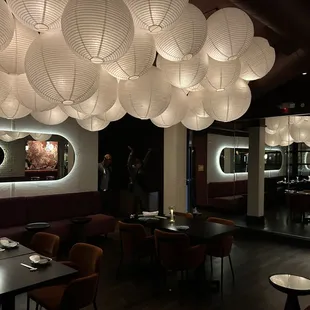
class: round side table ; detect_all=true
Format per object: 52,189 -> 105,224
25,222 -> 51,246
269,274 -> 310,310
71,217 -> 91,243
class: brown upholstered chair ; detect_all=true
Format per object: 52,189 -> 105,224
27,243 -> 103,310
206,217 -> 235,295
30,232 -> 60,259
174,212 -> 194,219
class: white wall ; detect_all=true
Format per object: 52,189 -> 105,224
207,133 -> 286,183
0,116 -> 98,198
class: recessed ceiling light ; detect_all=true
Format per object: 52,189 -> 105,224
302,72 -> 307,75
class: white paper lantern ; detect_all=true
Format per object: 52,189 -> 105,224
156,53 -> 209,88
30,133 -> 52,141
289,115 -> 307,126
188,91 -> 209,118
16,74 -> 56,112
151,87 -> 188,128
60,105 -> 88,120
119,67 -> 172,120
154,4 -> 207,62
0,133 -> 15,142
97,98 -> 126,122
61,0 -> 134,64
265,127 -> 276,135
279,126 -> 294,146
0,1 -> 14,51
239,37 -> 275,81
7,131 -> 29,140
201,57 -> 241,91
124,0 -> 188,34
203,79 -> 251,122
25,31 -> 100,106
186,83 -> 205,92
0,71 -> 13,105
31,105 -> 68,125
289,121 -> 310,142
0,19 -> 38,75
205,8 -> 254,61
72,68 -> 117,115
102,29 -> 156,80
265,132 -> 280,147
7,0 -> 68,31
77,116 -> 110,132
182,109 -> 214,131
266,116 -> 288,132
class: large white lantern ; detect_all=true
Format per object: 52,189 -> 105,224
151,87 -> 188,128
266,116 -> 288,132
0,1 -> 14,51
0,19 -> 38,75
182,110 -> 214,131
205,8 -> 254,61
31,133 -> 52,141
239,37 -> 275,81
97,98 -> 126,122
124,0 -> 188,34
265,132 -> 280,147
0,71 -> 13,105
7,131 -> 29,140
77,116 -> 110,132
203,79 -> 251,122
279,126 -> 294,146
60,105 -> 88,120
119,67 -> 172,120
25,31 -> 100,106
154,4 -> 207,62
188,91 -> 209,118
289,115 -> 306,126
289,121 -> 310,142
201,57 -> 241,91
265,127 -> 276,135
7,0 -> 68,31
61,0 -> 134,64
156,53 -> 209,88
72,68 -> 117,115
31,105 -> 68,125
16,74 -> 56,112
187,83 -> 205,92
102,29 -> 156,80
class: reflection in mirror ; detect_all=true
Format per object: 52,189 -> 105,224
0,131 -> 75,182
0,147 -> 4,166
220,148 -> 282,173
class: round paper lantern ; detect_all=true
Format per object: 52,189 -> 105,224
72,68 -> 117,115
187,83 -> 205,92
201,57 -> 241,91
203,79 -> 251,122
7,0 -> 68,31
265,127 -> 276,135
61,0 -> 134,64
239,37 -> 275,81
31,105 -> 68,125
205,8 -> 254,61
102,29 -> 156,80
154,4 -> 207,62
289,115 -> 306,126
182,110 -> 214,131
7,131 -> 29,140
188,91 -> 209,118
119,67 -> 172,119
77,116 -> 110,132
151,87 -> 188,128
0,19 -> 38,74
30,133 -> 52,141
279,126 -> 294,146
156,53 -> 209,88
60,105 -> 88,120
97,98 -> 126,122
16,74 -> 56,112
266,116 -> 288,132
25,31 -> 100,106
0,133 -> 15,142
265,132 -> 280,147
0,71 -> 13,105
0,1 -> 14,51
289,121 -> 310,142
124,0 -> 188,34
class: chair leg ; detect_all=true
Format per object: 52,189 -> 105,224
93,301 -> 98,310
210,256 -> 213,279
228,255 -> 235,283
26,296 -> 30,310
220,257 -> 224,297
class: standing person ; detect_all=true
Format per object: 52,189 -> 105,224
98,154 -> 112,214
127,146 -> 152,214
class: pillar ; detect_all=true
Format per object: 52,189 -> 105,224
247,126 -> 265,224
163,123 -> 187,215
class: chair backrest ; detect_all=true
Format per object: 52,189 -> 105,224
30,232 -> 60,259
174,212 -> 194,219
207,217 -> 234,226
61,273 -> 99,310
69,243 -> 103,277
154,229 -> 190,269
118,221 -> 147,260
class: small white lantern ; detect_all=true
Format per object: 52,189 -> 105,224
265,132 -> 280,147
30,133 -> 52,141
279,126 -> 294,146
7,131 -> 29,140
97,98 -> 126,122
266,116 -> 288,132
265,127 -> 276,135
188,91 -> 209,118
0,1 -> 14,51
0,71 -> 13,105
289,121 -> 310,142
181,109 -> 214,131
77,116 -> 110,132
60,105 -> 88,120
31,105 -> 68,125
186,83 -> 205,92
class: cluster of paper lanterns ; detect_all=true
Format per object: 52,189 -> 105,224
0,131 -> 51,142
0,0 -> 275,132
265,116 -> 310,147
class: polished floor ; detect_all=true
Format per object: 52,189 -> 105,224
18,230 -> 310,310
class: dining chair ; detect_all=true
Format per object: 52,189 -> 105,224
174,212 -> 194,219
206,217 -> 235,296
30,232 -> 60,259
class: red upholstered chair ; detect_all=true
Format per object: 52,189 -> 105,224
174,212 -> 194,219
206,217 -> 235,295
30,232 -> 60,259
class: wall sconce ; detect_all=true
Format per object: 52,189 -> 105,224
169,206 -> 175,223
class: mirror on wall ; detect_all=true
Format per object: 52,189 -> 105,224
220,148 -> 282,173
0,131 -> 75,182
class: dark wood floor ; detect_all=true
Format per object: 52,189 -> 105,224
18,229 -> 310,310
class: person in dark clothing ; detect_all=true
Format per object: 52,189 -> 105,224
127,146 -> 152,214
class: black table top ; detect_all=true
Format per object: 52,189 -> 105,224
128,216 -> 237,240
26,222 -> 50,231
0,254 -> 77,297
0,243 -> 34,260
